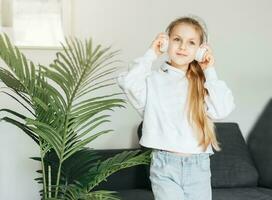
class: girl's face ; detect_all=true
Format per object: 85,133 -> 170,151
167,23 -> 201,68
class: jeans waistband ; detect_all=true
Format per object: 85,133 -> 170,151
152,149 -> 211,162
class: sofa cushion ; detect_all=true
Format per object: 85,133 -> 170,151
247,98 -> 272,189
211,123 -> 259,188
116,189 -> 154,200
213,187 -> 272,200
257,187 -> 272,198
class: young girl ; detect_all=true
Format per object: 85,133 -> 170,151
117,16 -> 235,200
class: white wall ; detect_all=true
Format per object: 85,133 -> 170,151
0,0 -> 272,199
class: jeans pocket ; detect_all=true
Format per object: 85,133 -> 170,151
150,151 -> 164,169
199,156 -> 210,171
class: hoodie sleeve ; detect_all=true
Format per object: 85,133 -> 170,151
203,66 -> 236,120
116,48 -> 157,118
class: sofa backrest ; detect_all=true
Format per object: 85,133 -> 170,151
92,120 -> 262,191
137,121 -> 259,188
247,98 -> 272,189
211,122 -> 259,188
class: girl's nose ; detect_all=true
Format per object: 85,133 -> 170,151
178,42 -> 186,50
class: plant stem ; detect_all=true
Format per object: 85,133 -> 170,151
39,140 -> 47,199
48,165 -> 51,198
54,160 -> 62,198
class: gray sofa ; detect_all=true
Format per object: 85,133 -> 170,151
93,98 -> 272,200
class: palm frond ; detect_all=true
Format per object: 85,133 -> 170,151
0,33 -> 38,95
0,116 -> 39,144
0,68 -> 26,92
84,190 -> 121,200
34,37 -> 126,167
82,149 -> 152,191
58,184 -> 121,200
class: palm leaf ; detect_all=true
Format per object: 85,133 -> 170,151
82,149 -> 152,191
0,68 -> 26,92
84,190 -> 121,200
0,116 -> 39,144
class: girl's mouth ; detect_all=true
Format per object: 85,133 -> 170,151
176,52 -> 188,56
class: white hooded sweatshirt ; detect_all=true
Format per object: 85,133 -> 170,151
116,48 -> 235,155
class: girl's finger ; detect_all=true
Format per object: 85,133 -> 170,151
205,53 -> 212,62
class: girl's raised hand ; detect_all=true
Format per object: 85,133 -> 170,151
150,32 -> 169,56
198,44 -> 215,70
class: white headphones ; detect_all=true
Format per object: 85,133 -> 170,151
186,14 -> 209,45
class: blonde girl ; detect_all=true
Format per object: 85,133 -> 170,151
117,15 -> 235,200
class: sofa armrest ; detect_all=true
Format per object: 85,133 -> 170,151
247,98 -> 272,188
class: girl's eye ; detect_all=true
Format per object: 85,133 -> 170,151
190,41 -> 195,45
174,38 -> 180,41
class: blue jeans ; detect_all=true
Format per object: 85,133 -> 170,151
149,149 -> 212,200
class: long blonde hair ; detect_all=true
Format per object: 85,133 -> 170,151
165,16 -> 221,152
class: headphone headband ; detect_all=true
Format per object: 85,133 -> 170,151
185,14 -> 209,44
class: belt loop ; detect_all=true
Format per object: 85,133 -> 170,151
197,154 -> 201,165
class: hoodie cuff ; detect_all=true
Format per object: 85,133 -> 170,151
203,66 -> 218,81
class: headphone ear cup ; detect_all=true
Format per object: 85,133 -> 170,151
195,47 -> 208,62
160,38 -> 169,52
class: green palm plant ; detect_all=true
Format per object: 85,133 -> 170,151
0,33 -> 151,199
